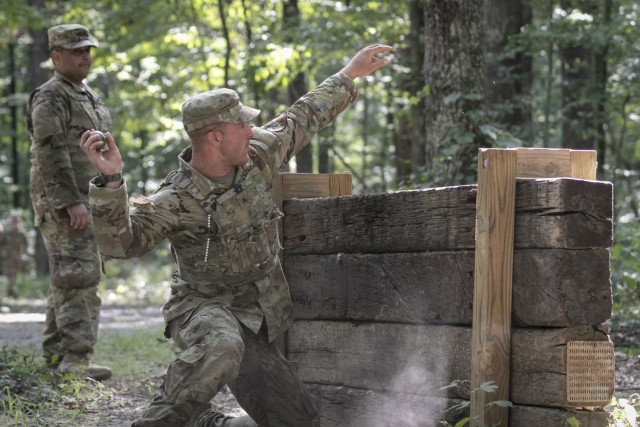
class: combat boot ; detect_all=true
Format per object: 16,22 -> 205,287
58,352 -> 112,381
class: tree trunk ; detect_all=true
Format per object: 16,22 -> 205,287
283,0 -> 312,173
218,0 -> 231,86
484,0 -> 533,141
393,0 -> 426,188
560,0 -> 610,165
424,0 -> 488,186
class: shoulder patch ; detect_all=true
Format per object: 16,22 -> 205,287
130,195 -> 154,205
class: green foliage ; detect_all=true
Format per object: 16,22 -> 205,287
0,347 -> 58,420
93,325 -> 176,378
0,0 -> 638,315
611,216 -> 640,319
439,380 -> 513,427
567,416 -> 581,427
0,326 -> 175,425
440,379 -> 639,427
100,243 -> 173,306
605,394 -> 639,426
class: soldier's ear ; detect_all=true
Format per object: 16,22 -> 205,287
208,128 -> 223,144
50,49 -> 61,64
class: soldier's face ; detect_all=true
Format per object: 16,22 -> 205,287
218,122 -> 255,165
52,47 -> 93,84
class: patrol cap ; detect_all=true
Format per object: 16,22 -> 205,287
182,88 -> 260,133
48,24 -> 99,50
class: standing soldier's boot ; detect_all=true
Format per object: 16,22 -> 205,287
58,352 -> 112,381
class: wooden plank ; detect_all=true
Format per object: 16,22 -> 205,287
516,148 -> 573,178
328,172 -> 352,196
305,384 -> 468,426
514,148 -> 596,179
510,325 -> 613,407
305,384 -> 608,427
285,249 -> 612,327
471,149 -> 517,427
282,179 -> 613,254
276,172 -> 352,242
288,321 -> 612,408
571,150 -> 597,180
280,172 -> 352,199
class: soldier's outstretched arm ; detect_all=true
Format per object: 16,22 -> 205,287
80,130 -> 123,188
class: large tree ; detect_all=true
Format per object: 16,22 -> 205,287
424,0 -> 488,186
484,0 -> 533,142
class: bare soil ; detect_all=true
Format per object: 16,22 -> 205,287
1,301 -> 639,426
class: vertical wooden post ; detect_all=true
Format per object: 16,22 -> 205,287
470,149 -> 517,426
570,150 -> 597,180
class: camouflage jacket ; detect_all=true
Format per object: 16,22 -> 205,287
89,73 -> 357,341
27,72 -> 112,225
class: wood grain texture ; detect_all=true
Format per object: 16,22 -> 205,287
285,249 -> 612,327
288,321 -> 611,408
305,384 -> 608,427
282,179 -> 613,254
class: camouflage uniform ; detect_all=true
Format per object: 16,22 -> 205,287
26,25 -> 111,362
89,73 -> 357,427
2,218 -> 28,297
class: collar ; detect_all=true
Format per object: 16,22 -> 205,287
54,71 -> 88,93
177,147 -> 254,197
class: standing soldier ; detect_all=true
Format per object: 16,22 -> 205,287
81,45 -> 391,426
2,214 -> 29,298
26,24 -> 112,380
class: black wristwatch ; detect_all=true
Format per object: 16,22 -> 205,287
97,172 -> 123,186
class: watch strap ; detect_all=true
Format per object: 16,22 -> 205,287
99,172 -> 123,184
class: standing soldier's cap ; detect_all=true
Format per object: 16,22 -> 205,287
48,24 -> 99,50
182,89 -> 260,133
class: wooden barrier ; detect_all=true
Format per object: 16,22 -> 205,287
471,148 -> 601,426
277,154 -> 614,427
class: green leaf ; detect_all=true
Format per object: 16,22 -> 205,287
488,400 -> 513,408
478,381 -> 498,393
454,417 -> 473,427
566,416 -> 581,427
443,92 -> 462,105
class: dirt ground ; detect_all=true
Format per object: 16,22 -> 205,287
1,301 -> 639,426
0,301 -> 247,427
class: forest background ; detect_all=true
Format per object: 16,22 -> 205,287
0,0 -> 638,317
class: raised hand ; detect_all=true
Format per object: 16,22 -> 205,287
80,130 -> 123,176
340,44 -> 393,80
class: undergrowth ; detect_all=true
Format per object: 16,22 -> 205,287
0,326 -> 175,426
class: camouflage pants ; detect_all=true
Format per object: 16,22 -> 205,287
38,208 -> 102,360
3,261 -> 21,295
132,305 -> 318,427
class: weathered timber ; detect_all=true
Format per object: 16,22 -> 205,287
305,384 -> 467,426
288,321 -> 610,408
282,179 -> 612,254
285,249 -> 612,327
305,384 -> 608,427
